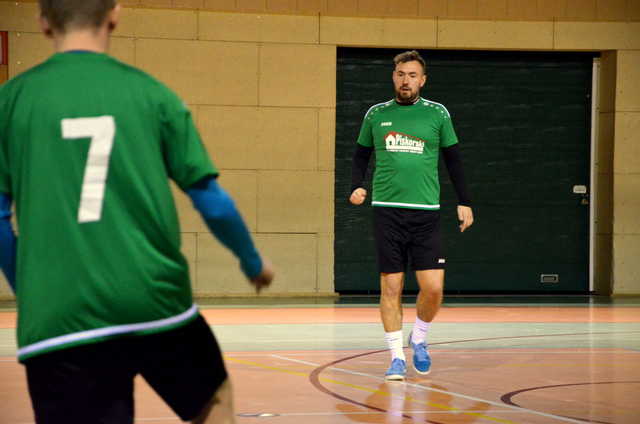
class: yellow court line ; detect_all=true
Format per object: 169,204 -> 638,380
225,356 -> 518,424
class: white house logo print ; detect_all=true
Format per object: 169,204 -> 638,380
384,131 -> 425,154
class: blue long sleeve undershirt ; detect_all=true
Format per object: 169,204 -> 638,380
186,177 -> 262,279
0,193 -> 17,293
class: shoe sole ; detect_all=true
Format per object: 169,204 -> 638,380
413,365 -> 431,375
385,374 -> 405,381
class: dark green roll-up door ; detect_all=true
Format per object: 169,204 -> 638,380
335,48 -> 596,294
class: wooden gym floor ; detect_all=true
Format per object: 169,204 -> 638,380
0,296 -> 639,423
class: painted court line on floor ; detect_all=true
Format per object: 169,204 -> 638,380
270,353 -> 396,380
15,417 -> 185,424
273,354 -> 587,424
238,410 -> 531,416
218,329 -> 640,347
229,355 -> 521,424
226,349 -> 640,356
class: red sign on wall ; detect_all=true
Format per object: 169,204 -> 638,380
0,32 -> 7,66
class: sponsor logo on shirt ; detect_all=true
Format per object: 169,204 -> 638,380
381,122 -> 392,126
384,132 -> 425,154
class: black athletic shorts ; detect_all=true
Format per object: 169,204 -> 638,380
24,314 -> 227,424
373,206 -> 445,273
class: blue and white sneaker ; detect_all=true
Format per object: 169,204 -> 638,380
384,358 -> 407,381
408,332 -> 431,375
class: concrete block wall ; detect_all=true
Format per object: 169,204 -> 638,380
0,2 -> 335,298
3,0 -> 640,20
0,0 -> 639,297
0,30 -> 6,88
611,50 -> 640,294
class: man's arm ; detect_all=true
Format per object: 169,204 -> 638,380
0,193 -> 16,292
350,107 -> 375,205
186,176 -> 273,292
441,144 -> 474,232
441,144 -> 470,206
350,144 -> 373,205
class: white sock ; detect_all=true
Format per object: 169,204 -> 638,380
384,330 -> 405,361
411,317 -> 431,344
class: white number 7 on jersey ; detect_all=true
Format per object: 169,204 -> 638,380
61,116 -> 115,223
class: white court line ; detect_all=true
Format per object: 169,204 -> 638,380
429,351 -> 640,354
13,410 -> 533,424
224,336 -> 640,343
270,354 -> 392,380
4,349 -> 638,362
14,419 -> 182,424
270,354 -> 587,424
224,349 -> 640,358
229,338 -> 382,342
241,410 -> 530,416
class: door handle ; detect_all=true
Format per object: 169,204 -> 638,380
573,185 -> 589,205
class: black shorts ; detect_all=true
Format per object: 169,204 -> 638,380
373,206 -> 445,273
24,314 -> 227,424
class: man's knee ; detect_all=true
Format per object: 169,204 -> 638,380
380,273 -> 404,299
423,286 -> 443,300
416,270 -> 444,293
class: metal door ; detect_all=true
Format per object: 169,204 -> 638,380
335,48 -> 595,293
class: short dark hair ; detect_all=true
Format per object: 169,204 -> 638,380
39,0 -> 116,33
393,50 -> 427,74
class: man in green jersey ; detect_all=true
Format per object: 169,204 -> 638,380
0,1 -> 274,423
350,50 -> 474,380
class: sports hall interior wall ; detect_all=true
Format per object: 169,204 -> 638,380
0,0 -> 638,298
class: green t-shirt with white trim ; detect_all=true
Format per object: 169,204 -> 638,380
356,98 -> 459,210
0,52 -> 217,361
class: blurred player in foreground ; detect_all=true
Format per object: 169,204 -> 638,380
0,1 -> 273,422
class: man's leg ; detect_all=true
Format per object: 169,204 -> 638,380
140,315 -> 231,423
192,378 -> 236,424
373,207 -> 410,380
408,269 -> 444,375
380,271 -> 405,332
380,271 -> 407,380
406,208 -> 445,375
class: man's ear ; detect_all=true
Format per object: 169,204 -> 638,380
107,4 -> 121,33
39,16 -> 54,39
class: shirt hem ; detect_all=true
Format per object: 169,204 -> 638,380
17,304 -> 199,361
372,201 -> 440,210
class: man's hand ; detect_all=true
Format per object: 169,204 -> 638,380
349,188 -> 367,205
250,258 -> 274,294
457,205 -> 474,233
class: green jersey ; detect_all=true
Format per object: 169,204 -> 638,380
357,98 -> 459,210
0,52 -> 217,361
